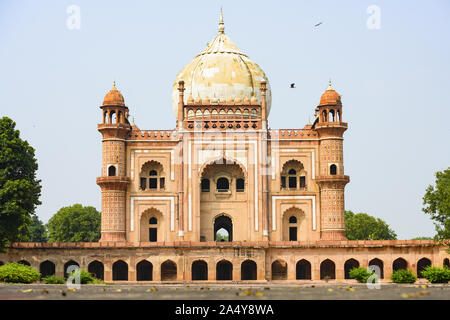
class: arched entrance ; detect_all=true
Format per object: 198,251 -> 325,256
137,260 -> 153,281
88,261 -> 104,280
369,258 -> 384,279
320,259 -> 335,280
112,260 -> 128,281
296,259 -> 311,280
344,258 -> 360,279
18,260 -> 31,266
271,260 -> 287,280
40,260 -> 55,278
417,258 -> 431,278
216,260 -> 232,280
64,260 -> 79,278
192,260 -> 208,281
241,260 -> 257,280
214,215 -> 233,242
161,260 -> 177,281
393,258 -> 407,272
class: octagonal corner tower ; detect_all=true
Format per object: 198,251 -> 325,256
171,11 -> 272,119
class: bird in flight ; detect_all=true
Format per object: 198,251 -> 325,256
290,83 -> 296,88
315,22 -> 323,27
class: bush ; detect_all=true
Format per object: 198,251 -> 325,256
349,267 -> 375,283
0,263 -> 41,284
421,266 -> 450,283
42,275 -> 65,284
67,269 -> 95,284
391,269 -> 417,283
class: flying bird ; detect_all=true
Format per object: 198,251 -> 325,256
315,22 -> 323,27
290,83 -> 296,88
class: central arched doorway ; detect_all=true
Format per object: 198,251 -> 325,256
214,215 -> 233,242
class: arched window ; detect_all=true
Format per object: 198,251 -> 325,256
243,109 -> 249,118
195,109 -> 202,118
140,161 -> 165,191
149,217 -> 157,225
110,111 -> 116,124
322,110 -> 327,122
148,216 -> 158,242
64,260 -> 79,278
216,177 -> 229,192
251,109 -> 258,118
236,178 -> 245,192
201,178 -> 210,192
330,164 -> 337,175
281,160 -> 306,190
289,216 -> 297,224
187,109 -> 194,119
214,215 -> 232,242
108,166 -> 116,176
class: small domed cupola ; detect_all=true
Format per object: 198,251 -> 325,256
102,81 -> 125,107
319,81 -> 341,107
315,80 -> 343,124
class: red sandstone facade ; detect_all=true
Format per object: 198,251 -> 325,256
1,14 -> 448,282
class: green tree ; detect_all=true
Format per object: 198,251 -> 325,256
345,210 -> 397,240
47,204 -> 101,242
422,167 -> 450,244
0,117 -> 42,251
27,215 -> 47,242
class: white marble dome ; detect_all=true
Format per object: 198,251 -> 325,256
171,12 -> 271,117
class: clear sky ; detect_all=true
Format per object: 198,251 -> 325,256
1,0 -> 449,239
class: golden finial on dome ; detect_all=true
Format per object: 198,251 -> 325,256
112,80 -> 118,91
327,79 -> 333,90
218,7 -> 225,34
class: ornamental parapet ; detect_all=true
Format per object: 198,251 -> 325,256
8,239 -> 444,250
130,129 -> 177,140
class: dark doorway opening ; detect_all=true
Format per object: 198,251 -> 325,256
296,259 -> 311,280
214,215 -> 232,242
216,260 -> 232,280
88,261 -> 104,280
137,260 -> 153,281
112,260 -> 128,281
192,261 -> 208,281
241,260 -> 257,280
161,260 -> 177,281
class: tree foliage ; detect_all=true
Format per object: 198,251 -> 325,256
422,167 -> 450,243
46,204 -> 101,242
345,210 -> 397,240
0,117 -> 42,251
27,215 -> 47,242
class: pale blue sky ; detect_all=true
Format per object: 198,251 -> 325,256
1,0 -> 449,239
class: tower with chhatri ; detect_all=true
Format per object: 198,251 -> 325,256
2,11 -> 446,283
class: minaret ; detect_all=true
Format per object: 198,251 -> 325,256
314,81 -> 350,240
97,82 -> 131,242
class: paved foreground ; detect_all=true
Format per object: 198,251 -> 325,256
0,282 -> 449,300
